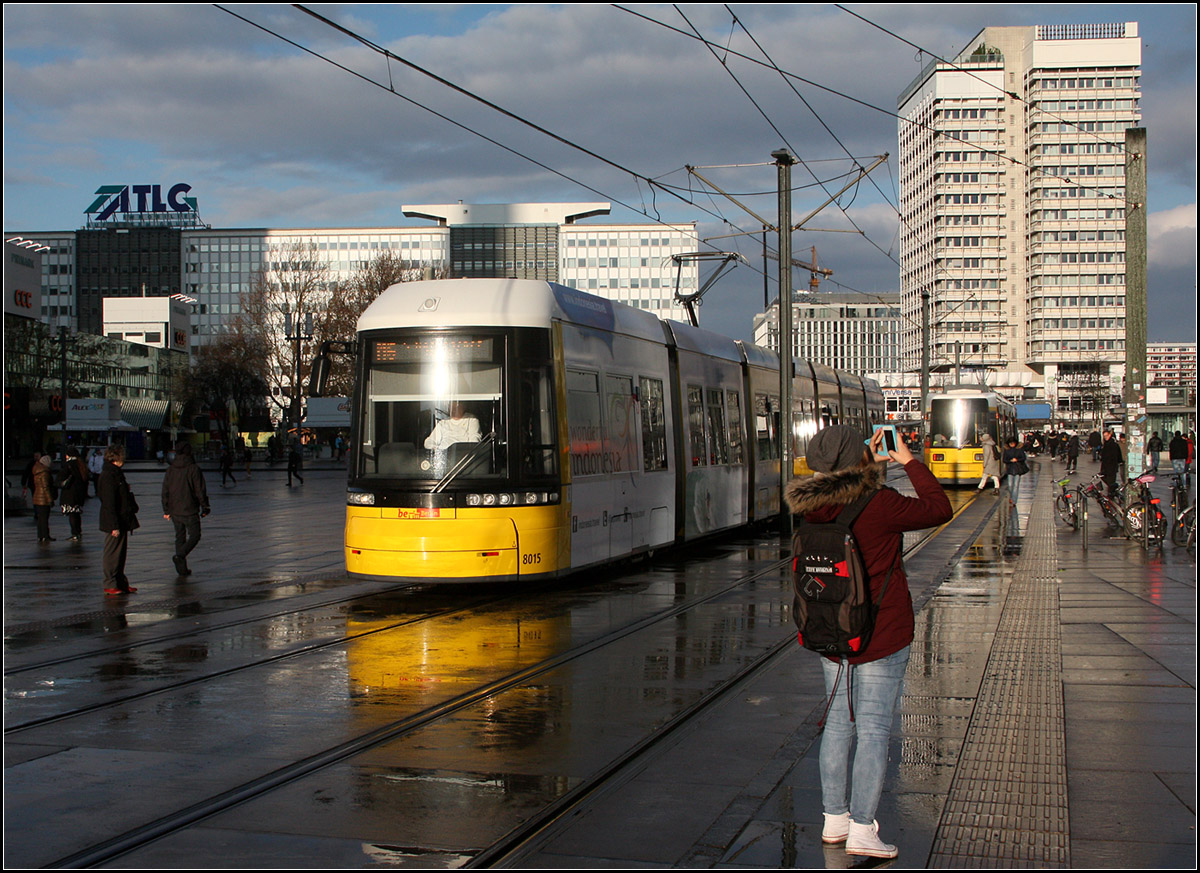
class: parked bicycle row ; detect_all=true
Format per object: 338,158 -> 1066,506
1054,469 -> 1194,552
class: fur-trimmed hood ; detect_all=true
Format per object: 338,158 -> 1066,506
784,463 -> 885,517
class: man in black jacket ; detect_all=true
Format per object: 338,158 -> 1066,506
98,444 -> 139,594
1100,429 -> 1124,496
162,441 -> 210,576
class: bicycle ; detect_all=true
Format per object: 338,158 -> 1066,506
1170,474 -> 1189,524
1054,477 -> 1080,530
1082,475 -> 1125,529
1123,473 -> 1166,546
1171,502 -> 1195,549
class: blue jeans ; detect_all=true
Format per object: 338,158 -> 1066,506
819,646 -> 910,825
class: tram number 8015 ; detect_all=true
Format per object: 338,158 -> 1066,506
522,552 -> 543,566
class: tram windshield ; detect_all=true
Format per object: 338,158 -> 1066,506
928,397 -> 992,448
357,334 -> 508,481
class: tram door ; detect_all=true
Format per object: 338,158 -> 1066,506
605,374 -> 637,558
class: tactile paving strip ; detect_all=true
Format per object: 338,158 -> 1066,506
929,475 -> 1070,868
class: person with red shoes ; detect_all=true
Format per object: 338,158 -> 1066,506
97,444 -> 140,595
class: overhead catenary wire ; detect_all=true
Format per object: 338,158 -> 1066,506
614,4 -> 1132,206
217,3 -> 798,290
833,4 -> 1134,152
673,5 -> 893,266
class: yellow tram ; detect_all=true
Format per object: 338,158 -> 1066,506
924,388 -> 1017,485
313,278 -> 884,583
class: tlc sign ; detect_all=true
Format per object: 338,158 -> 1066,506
85,184 -> 197,221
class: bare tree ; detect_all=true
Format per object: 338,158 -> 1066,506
239,240 -> 332,427
315,251 -> 441,396
180,331 -> 272,440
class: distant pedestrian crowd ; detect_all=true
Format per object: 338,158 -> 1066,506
18,436 -> 314,595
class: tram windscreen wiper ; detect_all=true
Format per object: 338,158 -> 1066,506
431,431 -> 496,493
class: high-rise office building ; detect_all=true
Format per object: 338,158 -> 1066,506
752,292 -> 901,376
898,22 -> 1141,404
8,202 -> 698,351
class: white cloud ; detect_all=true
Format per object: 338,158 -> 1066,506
1148,203 -> 1197,268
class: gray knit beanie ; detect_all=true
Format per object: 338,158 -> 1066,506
807,425 -> 867,473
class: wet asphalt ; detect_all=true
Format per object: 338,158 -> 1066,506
2,456 -> 1195,868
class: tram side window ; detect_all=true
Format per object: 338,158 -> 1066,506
520,365 -> 557,477
687,385 -> 707,466
707,389 -> 729,465
755,393 -> 778,460
640,376 -> 668,472
605,375 -> 639,476
726,389 -> 744,465
566,369 -> 602,478
794,400 -> 812,459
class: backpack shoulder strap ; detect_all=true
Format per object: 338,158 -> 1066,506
834,488 -> 878,528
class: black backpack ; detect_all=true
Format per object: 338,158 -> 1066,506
791,490 -> 895,657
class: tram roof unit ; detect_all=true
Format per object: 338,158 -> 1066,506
662,319 -> 744,364
357,278 -> 665,344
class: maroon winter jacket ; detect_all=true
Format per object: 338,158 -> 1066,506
784,459 -> 952,664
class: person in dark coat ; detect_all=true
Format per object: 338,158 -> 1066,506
161,441 -> 210,576
1066,431 -> 1081,474
1002,438 -> 1028,503
287,442 -> 304,487
57,446 -> 89,541
784,425 -> 951,859
97,444 -> 139,594
219,445 -> 237,487
1100,429 -> 1124,496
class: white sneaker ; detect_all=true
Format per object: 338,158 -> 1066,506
845,819 -> 898,858
821,811 -> 851,844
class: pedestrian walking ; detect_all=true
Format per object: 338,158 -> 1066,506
287,442 -> 304,487
1088,429 -> 1102,462
97,444 -> 139,595
1146,431 -> 1163,474
1168,431 -> 1188,478
1002,438 -> 1029,503
1100,429 -> 1123,497
32,455 -> 56,543
784,425 -> 951,860
161,440 -> 210,576
87,448 -> 104,495
220,445 -> 237,487
58,446 -> 89,542
977,433 -> 1001,491
1066,431 -> 1080,474
20,451 -> 42,506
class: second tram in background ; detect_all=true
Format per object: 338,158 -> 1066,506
924,387 -> 1017,485
312,278 -> 883,583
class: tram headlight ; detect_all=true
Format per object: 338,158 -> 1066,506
347,490 -> 376,506
464,491 -> 560,507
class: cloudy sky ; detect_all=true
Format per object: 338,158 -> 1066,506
4,3 -> 1196,343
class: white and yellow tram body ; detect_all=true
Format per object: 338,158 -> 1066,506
923,388 -> 1018,485
342,278 -> 883,583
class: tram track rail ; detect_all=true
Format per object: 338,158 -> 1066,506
470,491 -> 990,868
38,543 -> 792,868
18,488 -> 987,869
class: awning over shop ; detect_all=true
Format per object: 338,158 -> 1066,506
119,398 -> 170,430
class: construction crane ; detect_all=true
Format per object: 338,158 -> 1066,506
765,244 -> 831,294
